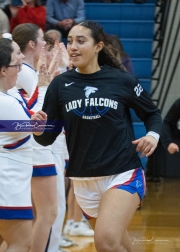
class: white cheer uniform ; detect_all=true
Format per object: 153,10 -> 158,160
0,92 -> 33,220
16,63 -> 57,177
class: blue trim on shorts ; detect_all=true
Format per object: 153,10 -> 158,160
111,167 -> 145,201
81,209 -> 93,220
32,164 -> 57,177
0,207 -> 34,220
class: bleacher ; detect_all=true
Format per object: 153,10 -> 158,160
85,0 -> 156,167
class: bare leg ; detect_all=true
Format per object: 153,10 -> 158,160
66,180 -> 76,220
89,219 -> 133,252
88,189 -> 139,252
0,220 -> 32,252
66,181 -> 82,222
31,176 -> 57,252
122,230 -> 133,252
71,182 -> 83,222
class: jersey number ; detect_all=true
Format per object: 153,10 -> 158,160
134,84 -> 143,97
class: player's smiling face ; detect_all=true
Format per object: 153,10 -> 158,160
67,25 -> 103,73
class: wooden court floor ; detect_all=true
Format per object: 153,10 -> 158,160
63,179 -> 180,252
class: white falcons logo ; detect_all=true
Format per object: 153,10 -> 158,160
84,86 -> 98,98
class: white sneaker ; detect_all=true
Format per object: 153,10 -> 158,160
69,222 -> 94,236
63,222 -> 73,235
59,237 -> 73,247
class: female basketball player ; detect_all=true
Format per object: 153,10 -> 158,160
33,21 -> 162,252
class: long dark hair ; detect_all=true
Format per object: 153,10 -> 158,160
12,23 -> 40,52
78,21 -> 125,70
0,38 -> 13,69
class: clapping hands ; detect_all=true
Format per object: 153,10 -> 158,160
50,41 -> 69,71
37,41 -> 70,85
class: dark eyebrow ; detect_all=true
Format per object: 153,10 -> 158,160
67,35 -> 87,39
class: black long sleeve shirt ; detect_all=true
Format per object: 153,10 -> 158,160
161,98 -> 180,150
34,65 -> 162,177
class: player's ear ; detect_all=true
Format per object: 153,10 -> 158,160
29,40 -> 35,50
96,41 -> 104,53
0,66 -> 7,77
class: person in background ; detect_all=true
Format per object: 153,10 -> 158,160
10,0 -> 46,32
0,0 -> 11,19
33,20 -> 162,252
161,98 -> 180,154
11,23 -> 57,252
0,0 -> 10,10
45,29 -> 62,42
0,37 -> 45,252
106,34 -> 133,73
46,0 -> 85,39
41,0 -> 46,5
0,37 -> 32,252
43,32 -> 69,75
146,99 -> 180,181
0,9 -> 10,34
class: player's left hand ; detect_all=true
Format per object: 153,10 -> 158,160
132,135 -> 158,157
